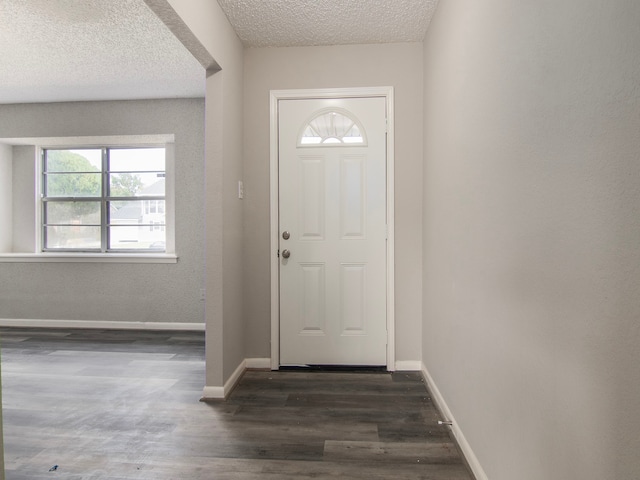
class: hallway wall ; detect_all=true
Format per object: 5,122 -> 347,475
422,1 -> 640,479
243,43 -> 424,364
165,0 -> 246,388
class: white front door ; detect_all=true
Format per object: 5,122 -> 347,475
278,96 -> 387,366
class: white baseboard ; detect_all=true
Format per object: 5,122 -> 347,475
201,385 -> 225,399
0,318 -> 205,331
245,358 -> 271,369
201,360 -> 245,400
421,363 -> 488,480
201,358 -> 271,400
395,360 -> 422,371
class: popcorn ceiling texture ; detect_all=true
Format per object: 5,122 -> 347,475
0,0 -> 205,104
216,0 -> 440,47
0,0 -> 439,104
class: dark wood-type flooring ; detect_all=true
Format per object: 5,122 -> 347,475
0,328 -> 473,479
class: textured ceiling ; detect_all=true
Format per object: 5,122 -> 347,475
0,0 -> 440,105
0,0 -> 205,104
216,0 -> 440,47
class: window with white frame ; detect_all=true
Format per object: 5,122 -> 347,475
42,146 -> 166,252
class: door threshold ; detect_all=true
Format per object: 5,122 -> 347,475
279,365 -> 387,373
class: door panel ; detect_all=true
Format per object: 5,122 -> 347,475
340,155 -> 366,238
279,97 -> 387,366
299,262 -> 326,335
299,156 -> 325,239
340,263 -> 366,335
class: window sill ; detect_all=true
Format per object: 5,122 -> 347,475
0,253 -> 178,264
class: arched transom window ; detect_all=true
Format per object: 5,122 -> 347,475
298,108 -> 367,146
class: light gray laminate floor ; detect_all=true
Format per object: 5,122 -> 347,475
0,328 -> 473,479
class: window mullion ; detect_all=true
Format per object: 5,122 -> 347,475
101,148 -> 108,253
41,149 -> 47,250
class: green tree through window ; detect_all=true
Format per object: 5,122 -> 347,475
110,173 -> 144,197
45,150 -> 102,221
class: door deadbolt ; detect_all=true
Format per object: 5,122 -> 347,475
281,249 -> 291,259
282,231 -> 290,240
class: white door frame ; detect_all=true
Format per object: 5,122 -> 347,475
269,86 -> 395,370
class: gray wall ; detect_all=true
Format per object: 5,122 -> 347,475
0,144 -> 10,252
165,0 -> 246,387
243,43 -> 424,363
11,146 -> 37,253
0,98 -> 206,327
422,0 -> 640,479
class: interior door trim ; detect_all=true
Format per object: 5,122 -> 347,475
269,87 -> 395,371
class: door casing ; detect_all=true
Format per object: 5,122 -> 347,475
269,87 -> 395,370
